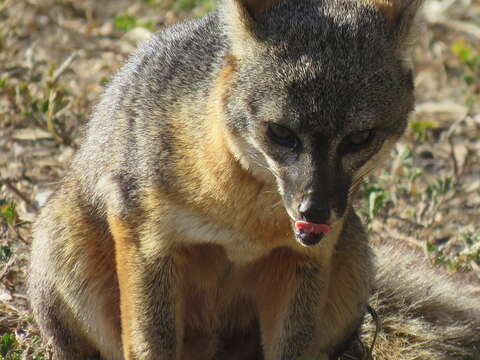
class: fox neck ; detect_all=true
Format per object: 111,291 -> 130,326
202,55 -> 348,254
156,69 -> 288,248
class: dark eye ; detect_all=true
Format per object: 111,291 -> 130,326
266,122 -> 299,149
342,130 -> 375,152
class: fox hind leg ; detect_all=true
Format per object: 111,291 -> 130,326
28,279 -> 99,360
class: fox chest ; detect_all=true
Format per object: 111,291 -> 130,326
179,244 -> 258,334
170,206 -> 293,264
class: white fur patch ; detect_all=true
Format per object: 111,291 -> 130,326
224,130 -> 276,185
169,205 -> 275,264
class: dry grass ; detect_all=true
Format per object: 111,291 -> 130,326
0,0 -> 479,358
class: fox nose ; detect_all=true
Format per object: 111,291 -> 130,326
298,198 -> 330,224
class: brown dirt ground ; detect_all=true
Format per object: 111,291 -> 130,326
0,0 -> 479,358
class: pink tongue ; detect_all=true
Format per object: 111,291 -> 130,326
295,221 -> 331,235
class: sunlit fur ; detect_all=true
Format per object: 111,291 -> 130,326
27,1 -> 479,360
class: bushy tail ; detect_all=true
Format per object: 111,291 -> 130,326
345,243 -> 480,360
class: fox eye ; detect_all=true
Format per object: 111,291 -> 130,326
266,122 -> 299,149
348,130 -> 374,145
342,130 -> 375,152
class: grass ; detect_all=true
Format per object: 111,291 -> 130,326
113,13 -> 155,32
0,0 -> 479,358
174,0 -> 216,12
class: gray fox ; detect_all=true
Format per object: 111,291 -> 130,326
28,0 -> 480,359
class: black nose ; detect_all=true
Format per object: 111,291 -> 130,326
298,198 -> 330,224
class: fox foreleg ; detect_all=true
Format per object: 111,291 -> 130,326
255,254 -> 327,360
108,215 -> 182,360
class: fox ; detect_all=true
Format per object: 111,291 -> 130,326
27,0 -> 480,359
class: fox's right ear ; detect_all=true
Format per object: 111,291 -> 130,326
372,0 -> 425,62
222,0 -> 284,57
239,0 -> 284,18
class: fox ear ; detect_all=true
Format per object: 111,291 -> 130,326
371,0 -> 424,63
222,0 -> 284,58
373,0 -> 424,44
240,0 -> 284,19
372,0 -> 423,24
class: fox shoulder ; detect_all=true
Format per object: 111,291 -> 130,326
70,13 -> 229,211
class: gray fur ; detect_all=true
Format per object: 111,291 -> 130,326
72,13 -> 226,212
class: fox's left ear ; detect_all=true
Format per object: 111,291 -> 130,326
373,0 -> 424,51
240,0 -> 283,19
222,0 -> 285,58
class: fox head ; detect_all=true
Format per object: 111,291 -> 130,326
219,0 -> 423,246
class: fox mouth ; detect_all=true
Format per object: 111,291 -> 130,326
294,221 -> 331,246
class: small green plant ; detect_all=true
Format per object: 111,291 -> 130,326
462,232 -> 480,247
0,327 -> 47,359
141,0 -> 160,5
451,40 -> 480,110
14,79 -> 73,144
425,241 -> 457,270
0,333 -> 21,360
409,119 -> 436,141
0,245 -> 12,262
0,75 -> 8,88
0,200 -> 17,226
425,176 -> 453,203
461,232 -> 480,263
113,13 -> 137,31
389,146 -> 412,192
426,232 -> 480,271
360,183 -> 391,221
113,13 -> 154,32
174,0 -> 216,13
391,146 -> 424,196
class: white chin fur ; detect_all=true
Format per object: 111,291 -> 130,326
224,132 -> 277,185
